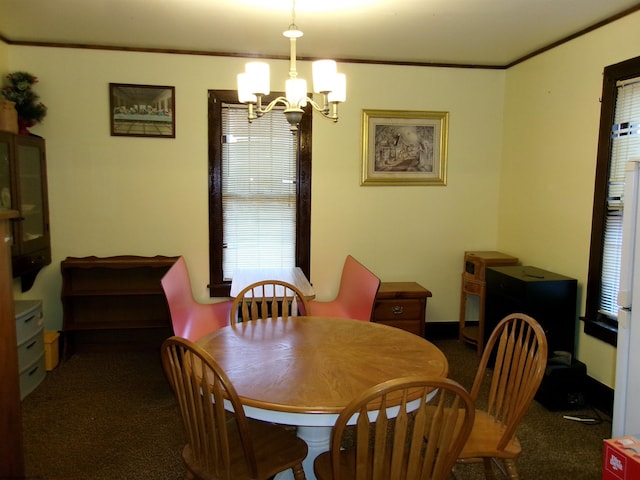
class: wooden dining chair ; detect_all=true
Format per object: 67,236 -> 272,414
230,279 -> 310,323
161,256 -> 232,341
314,376 -> 475,480
161,336 -> 308,480
455,313 -> 548,479
307,255 -> 381,321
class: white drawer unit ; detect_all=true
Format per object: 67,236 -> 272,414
16,300 -> 44,344
15,300 -> 45,399
19,353 -> 46,400
17,328 -> 45,368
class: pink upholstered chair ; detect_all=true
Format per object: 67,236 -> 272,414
307,255 -> 381,321
161,257 -> 232,341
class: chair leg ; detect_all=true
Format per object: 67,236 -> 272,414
483,458 -> 497,480
502,459 -> 520,479
291,463 -> 307,480
449,464 -> 462,479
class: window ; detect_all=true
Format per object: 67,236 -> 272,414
207,91 -> 311,297
221,105 -> 296,276
585,55 -> 640,345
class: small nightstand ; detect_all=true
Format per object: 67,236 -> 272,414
459,251 -> 518,355
372,282 -> 432,337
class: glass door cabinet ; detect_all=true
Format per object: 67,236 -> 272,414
0,131 -> 51,291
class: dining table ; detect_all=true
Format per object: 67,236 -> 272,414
196,315 -> 448,480
230,266 -> 316,300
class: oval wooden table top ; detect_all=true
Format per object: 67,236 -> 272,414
196,316 -> 448,415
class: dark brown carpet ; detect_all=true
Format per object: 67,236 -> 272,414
22,350 -> 185,480
20,337 -> 611,479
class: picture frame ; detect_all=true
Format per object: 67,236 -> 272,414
361,109 -> 448,186
109,83 -> 175,138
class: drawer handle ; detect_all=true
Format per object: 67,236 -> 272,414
24,314 -> 36,324
392,306 -> 404,315
26,340 -> 37,350
28,365 -> 40,377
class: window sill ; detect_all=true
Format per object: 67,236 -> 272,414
581,316 -> 617,346
209,282 -> 231,298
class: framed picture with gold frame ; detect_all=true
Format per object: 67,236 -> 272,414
361,109 -> 448,186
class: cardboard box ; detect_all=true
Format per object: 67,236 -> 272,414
44,331 -> 59,371
603,435 -> 640,479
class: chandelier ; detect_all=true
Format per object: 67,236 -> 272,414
236,0 -> 346,131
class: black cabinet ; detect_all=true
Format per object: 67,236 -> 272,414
485,266 -> 577,355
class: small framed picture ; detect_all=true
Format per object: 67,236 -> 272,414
361,109 -> 448,186
109,83 -> 175,138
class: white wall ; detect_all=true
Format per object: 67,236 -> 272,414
500,10 -> 640,387
7,47 -> 506,333
0,40 -> 8,73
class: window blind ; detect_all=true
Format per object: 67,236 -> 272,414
221,104 -> 297,281
600,77 -> 640,318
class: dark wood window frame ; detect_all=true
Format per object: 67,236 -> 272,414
207,90 -> 312,297
584,55 -> 640,346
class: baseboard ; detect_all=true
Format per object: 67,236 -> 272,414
584,373 -> 614,417
426,321 -> 614,417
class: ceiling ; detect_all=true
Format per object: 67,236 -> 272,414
1,0 -> 640,67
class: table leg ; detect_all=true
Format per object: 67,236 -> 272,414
274,425 -> 332,480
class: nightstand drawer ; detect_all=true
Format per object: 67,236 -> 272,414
372,282 -> 431,337
374,299 -> 423,320
462,279 -> 483,295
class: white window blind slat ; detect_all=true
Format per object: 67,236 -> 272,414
221,104 -> 297,280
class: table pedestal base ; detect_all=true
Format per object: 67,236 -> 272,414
275,425 -> 332,480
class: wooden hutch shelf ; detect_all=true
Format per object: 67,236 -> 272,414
61,255 -> 178,355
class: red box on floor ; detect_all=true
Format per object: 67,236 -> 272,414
603,435 -> 640,479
